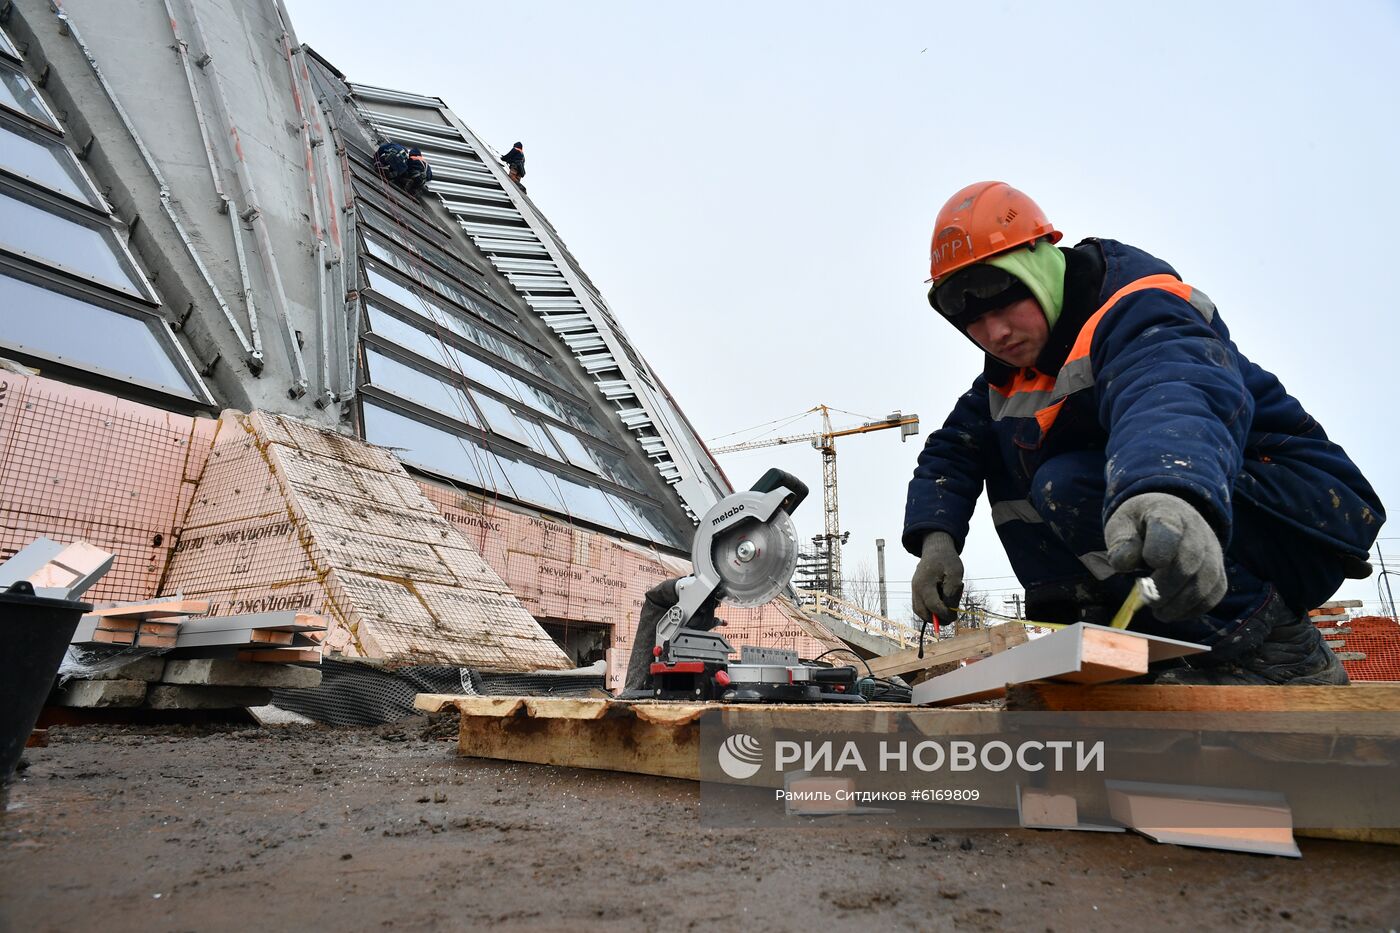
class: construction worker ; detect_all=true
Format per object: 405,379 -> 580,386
501,142 -> 525,184
905,181 -> 1384,685
373,141 -> 432,196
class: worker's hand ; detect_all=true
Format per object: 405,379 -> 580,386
911,532 -> 963,624
1104,492 -> 1227,621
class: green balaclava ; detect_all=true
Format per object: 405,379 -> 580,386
984,241 -> 1067,328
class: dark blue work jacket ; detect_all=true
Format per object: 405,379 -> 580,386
902,239 -> 1384,567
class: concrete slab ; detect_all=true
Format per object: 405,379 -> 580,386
52,679 -> 148,708
161,659 -> 322,689
145,685 -> 273,709
86,657 -> 167,682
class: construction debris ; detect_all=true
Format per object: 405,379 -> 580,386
1106,780 -> 1301,858
1309,600 -> 1400,681
1016,786 -> 1123,833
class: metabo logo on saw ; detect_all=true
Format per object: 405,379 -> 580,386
648,468 -> 868,704
710,504 -> 746,526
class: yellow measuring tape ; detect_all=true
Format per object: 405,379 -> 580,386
1010,577 -> 1159,631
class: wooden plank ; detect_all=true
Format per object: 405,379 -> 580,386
1057,629 -> 1150,684
91,598 -> 209,620
90,617 -> 141,633
90,630 -> 135,645
457,708 -> 702,780
911,624 -> 1206,707
867,625 -> 1029,679
1005,683 -> 1400,712
429,696 -> 525,716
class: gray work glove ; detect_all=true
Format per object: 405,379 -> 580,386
1104,492 -> 1228,622
911,531 -> 963,624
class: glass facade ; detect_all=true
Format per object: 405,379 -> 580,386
354,167 -> 687,547
0,39 -> 205,404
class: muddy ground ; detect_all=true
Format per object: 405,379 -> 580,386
2,716 -> 1398,932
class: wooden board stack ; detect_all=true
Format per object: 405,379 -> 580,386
70,600 -> 327,664
71,599 -> 210,649
58,601 -> 329,711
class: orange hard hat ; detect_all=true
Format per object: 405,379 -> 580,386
928,181 -> 1061,283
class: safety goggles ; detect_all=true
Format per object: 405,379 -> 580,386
928,263 -> 1030,325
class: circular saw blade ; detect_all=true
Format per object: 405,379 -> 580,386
710,510 -> 799,607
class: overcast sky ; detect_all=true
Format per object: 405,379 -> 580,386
286,0 -> 1400,617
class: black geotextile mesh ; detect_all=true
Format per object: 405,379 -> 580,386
270,659 -> 605,726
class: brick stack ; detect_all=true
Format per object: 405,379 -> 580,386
1310,600 -> 1400,682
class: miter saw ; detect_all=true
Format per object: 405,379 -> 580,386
648,468 -> 865,704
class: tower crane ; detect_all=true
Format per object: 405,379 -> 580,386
708,405 -> 920,596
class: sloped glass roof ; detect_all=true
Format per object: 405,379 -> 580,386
0,25 -> 209,404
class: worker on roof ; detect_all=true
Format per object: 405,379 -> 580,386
373,141 -> 432,196
501,141 -> 525,185
905,181 -> 1384,685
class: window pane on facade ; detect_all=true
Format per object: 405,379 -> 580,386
364,237 -> 519,336
494,455 -> 566,512
365,347 -> 479,427
552,474 -> 626,529
0,63 -> 55,127
589,444 -> 649,491
363,264 -> 441,318
0,122 -> 100,206
471,390 -> 536,449
545,424 -> 600,474
0,271 -> 194,394
363,401 -> 515,495
516,417 -> 563,462
607,493 -> 686,548
365,303 -> 447,361
0,190 -> 139,293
